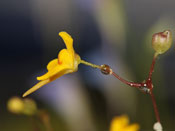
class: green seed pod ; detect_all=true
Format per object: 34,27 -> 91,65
152,30 -> 172,55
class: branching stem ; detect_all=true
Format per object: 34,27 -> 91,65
81,54 -> 161,123
106,53 -> 161,123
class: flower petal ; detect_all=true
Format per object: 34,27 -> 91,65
22,79 -> 50,97
37,64 -> 72,81
125,124 -> 140,131
110,115 -> 129,131
58,49 -> 73,67
47,58 -> 58,71
23,68 -> 72,97
59,32 -> 74,53
49,68 -> 71,81
59,31 -> 74,65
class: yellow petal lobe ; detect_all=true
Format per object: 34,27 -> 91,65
23,79 -> 50,97
59,31 -> 74,56
58,49 -> 73,67
110,115 -> 139,131
110,115 -> 129,131
47,59 -> 58,71
37,64 -> 71,81
125,124 -> 140,131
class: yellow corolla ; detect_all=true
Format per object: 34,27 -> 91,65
23,31 -> 100,97
110,115 -> 140,131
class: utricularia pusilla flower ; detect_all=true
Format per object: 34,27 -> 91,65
152,30 -> 172,56
110,115 -> 140,131
23,32 -> 101,97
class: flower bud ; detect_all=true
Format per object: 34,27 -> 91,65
7,97 -> 37,116
152,30 -> 172,55
7,97 -> 24,114
22,98 -> 37,115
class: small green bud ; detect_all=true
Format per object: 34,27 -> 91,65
152,30 -> 172,55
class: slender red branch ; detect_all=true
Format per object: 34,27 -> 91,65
112,72 -> 145,88
145,54 -> 161,122
108,53 -> 161,123
150,90 -> 160,122
148,55 -> 157,79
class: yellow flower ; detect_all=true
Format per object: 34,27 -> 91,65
110,115 -> 140,131
23,32 -> 100,97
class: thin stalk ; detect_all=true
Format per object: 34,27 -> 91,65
150,90 -> 160,122
80,60 -> 101,69
146,54 -> 161,122
148,53 -> 157,79
109,53 -> 161,123
112,72 -> 145,88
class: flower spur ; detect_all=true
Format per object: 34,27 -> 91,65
23,31 -> 100,97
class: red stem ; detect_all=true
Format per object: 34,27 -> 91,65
150,90 -> 160,122
146,55 -> 161,123
110,53 -> 161,123
112,72 -> 145,88
148,55 -> 156,79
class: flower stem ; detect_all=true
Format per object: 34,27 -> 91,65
101,53 -> 161,124
146,53 -> 161,123
150,90 -> 160,122
148,53 -> 157,79
38,110 -> 53,131
81,54 -> 161,123
112,72 -> 145,88
80,60 -> 101,69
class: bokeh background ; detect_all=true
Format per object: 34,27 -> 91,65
0,0 -> 175,130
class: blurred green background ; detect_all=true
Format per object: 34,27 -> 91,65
0,0 -> 175,130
